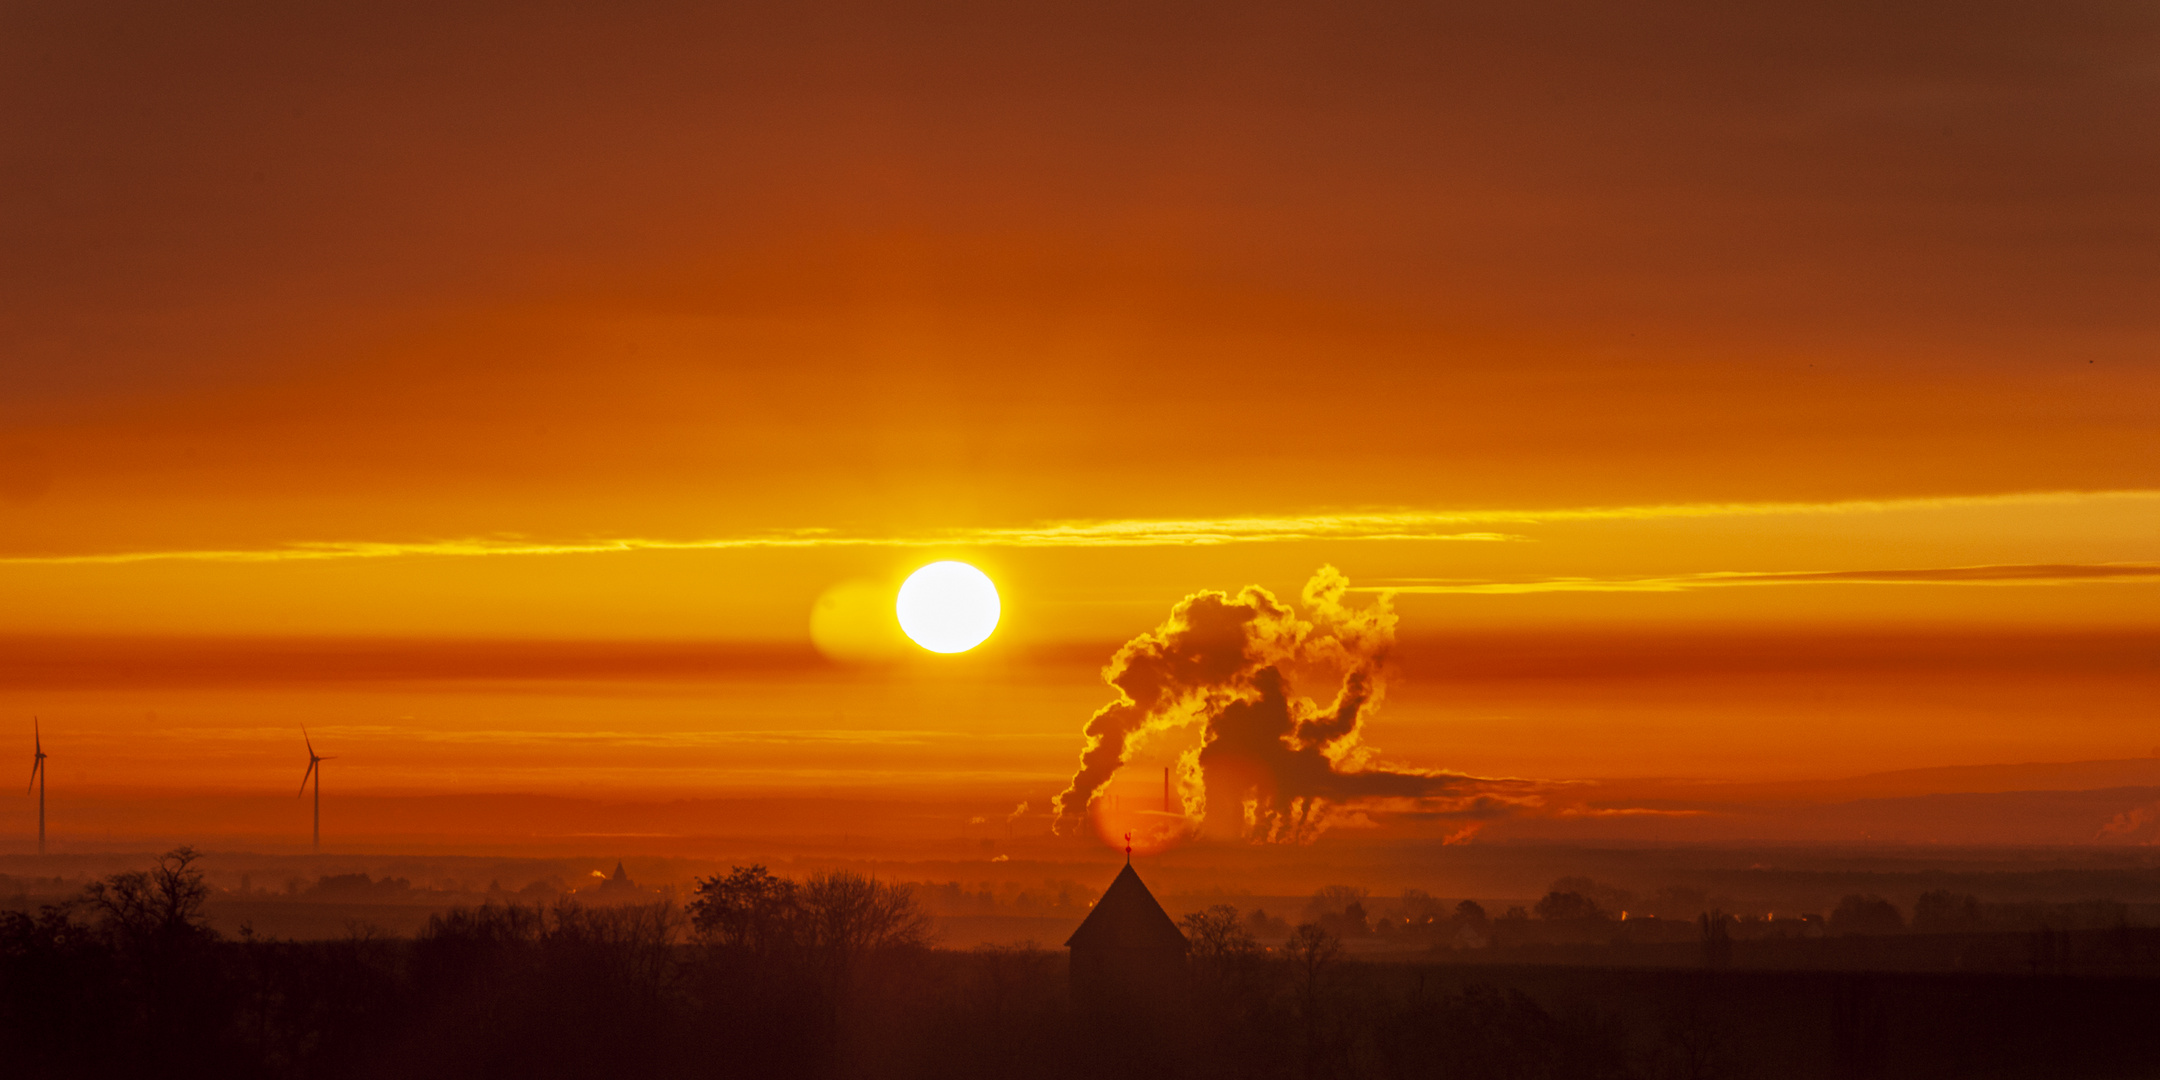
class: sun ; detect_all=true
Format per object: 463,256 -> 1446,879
896,561 -> 1001,653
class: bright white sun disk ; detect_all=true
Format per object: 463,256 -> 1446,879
896,562 -> 1000,653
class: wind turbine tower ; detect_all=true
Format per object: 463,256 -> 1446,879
298,730 -> 333,853
27,718 -> 46,856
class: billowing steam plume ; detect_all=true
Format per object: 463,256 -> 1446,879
1051,566 -> 1531,841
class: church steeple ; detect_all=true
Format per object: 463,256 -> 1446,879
1066,860 -> 1189,1011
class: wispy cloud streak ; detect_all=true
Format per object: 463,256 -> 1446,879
0,527 -> 1519,565
135,726 -> 1064,749
0,489 -> 2151,565
1363,563 -> 2160,595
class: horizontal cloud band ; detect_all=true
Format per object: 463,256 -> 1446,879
1,489 -> 2152,564
1363,562 -> 2160,594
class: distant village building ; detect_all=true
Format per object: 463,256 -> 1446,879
1065,863 -> 1189,1010
578,860 -> 651,903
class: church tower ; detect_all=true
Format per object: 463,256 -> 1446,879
1064,861 -> 1189,1010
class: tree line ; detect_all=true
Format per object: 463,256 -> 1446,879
7,850 -> 2160,1079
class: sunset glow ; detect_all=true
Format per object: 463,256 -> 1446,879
8,8 -> 2160,1072
0,0 -> 2153,862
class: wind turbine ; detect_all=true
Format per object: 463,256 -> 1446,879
298,730 -> 333,853
27,718 -> 45,856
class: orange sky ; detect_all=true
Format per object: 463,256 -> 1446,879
2,1 -> 2156,851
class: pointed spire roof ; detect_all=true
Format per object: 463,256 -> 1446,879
1065,864 -> 1189,952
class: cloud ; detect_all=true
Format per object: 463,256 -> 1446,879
1049,566 -> 1537,843
149,725 -> 1033,750
3,489 -> 2151,564
0,527 -> 1514,565
1364,561 -> 2160,595
2098,801 -> 2160,843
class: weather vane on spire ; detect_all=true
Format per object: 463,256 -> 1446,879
1124,830 -> 1133,865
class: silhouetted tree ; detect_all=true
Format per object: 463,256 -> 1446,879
1551,875 -> 1637,915
1912,890 -> 1984,933
1246,906 -> 1291,939
78,846 -> 214,952
1698,911 -> 1734,968
1181,904 -> 1260,965
1829,895 -> 1905,935
1305,885 -> 1371,937
1535,890 -> 1601,922
1285,923 -> 1344,1079
1306,884 -> 1370,917
797,870 -> 935,986
19,849 -> 2160,1080
0,847 -> 240,1078
1650,885 -> 1712,920
690,864 -> 801,956
402,899 -> 690,1079
1397,889 -> 1444,929
545,898 -> 682,1006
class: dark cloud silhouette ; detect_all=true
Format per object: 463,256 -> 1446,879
1051,566 -> 1533,841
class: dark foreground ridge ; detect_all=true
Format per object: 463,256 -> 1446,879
7,850 -> 2160,1079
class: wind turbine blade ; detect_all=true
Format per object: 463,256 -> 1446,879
298,758 -> 316,797
25,755 -> 36,794
303,728 -> 315,756
32,716 -> 39,753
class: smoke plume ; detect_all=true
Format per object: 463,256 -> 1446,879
1051,566 -> 1531,841
2099,800 -> 2160,842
